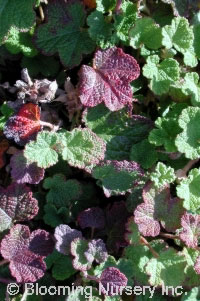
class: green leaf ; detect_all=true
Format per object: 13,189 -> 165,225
130,17 -> 162,50
175,107 -> 200,159
21,55 -> 60,77
96,0 -> 117,13
114,1 -> 138,43
194,24 -> 200,59
150,162 -> 176,188
182,248 -> 200,287
35,1 -> 95,68
43,203 -> 71,227
5,28 -> 37,57
43,174 -> 81,208
143,55 -> 180,95
148,103 -> 187,152
176,168 -> 200,212
45,250 -> 76,280
130,139 -> 158,169
162,16 -> 194,53
87,11 -> 117,49
24,131 -> 62,169
0,103 -> 14,131
61,128 -> 106,172
146,248 -> 187,287
125,217 -> 141,245
71,238 -> 91,271
83,104 -> 152,160
0,0 -> 36,44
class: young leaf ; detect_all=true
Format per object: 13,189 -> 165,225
43,203 -> 71,227
24,131 -> 61,168
35,0 -> 95,68
84,239 -> 108,264
176,168 -> 200,212
175,107 -> 200,159
54,224 -> 82,255
79,47 -> 140,111
61,128 -> 106,172
180,213 -> 200,248
10,150 -> 44,184
99,267 -> 128,296
92,160 -> 144,197
0,224 -> 47,283
130,17 -> 162,50
70,238 -> 91,271
43,174 -> 81,207
78,207 -> 105,230
3,103 -> 41,145
0,0 -> 36,44
143,55 -> 180,95
0,183 -> 38,232
150,162 -> 176,188
96,0 -> 117,12
162,16 -> 194,53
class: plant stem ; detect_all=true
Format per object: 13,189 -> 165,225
91,227 -> 95,239
140,236 -> 159,258
0,277 -> 15,284
40,120 -> 59,131
39,5 -> 44,21
176,159 -> 199,179
0,259 -> 9,266
83,271 -> 99,283
159,232 -> 179,240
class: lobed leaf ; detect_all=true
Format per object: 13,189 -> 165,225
84,239 -> 108,264
70,238 -> 91,271
150,162 -> 176,188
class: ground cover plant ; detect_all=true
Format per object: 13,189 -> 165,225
1,0 -> 200,300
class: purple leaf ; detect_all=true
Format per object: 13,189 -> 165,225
84,239 -> 108,264
54,224 -> 82,255
0,224 -> 47,283
29,229 -> 55,256
79,47 -> 140,111
99,267 -> 128,296
10,150 -> 44,184
78,207 -> 105,229
194,256 -> 200,274
134,202 -> 160,237
180,212 -> 200,248
0,183 -> 38,225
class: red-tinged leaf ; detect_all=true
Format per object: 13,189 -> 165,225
0,224 -> 47,283
10,150 -> 44,184
29,230 -> 55,257
180,212 -> 200,248
99,267 -> 128,296
134,202 -> 160,237
0,135 -> 9,169
83,0 -> 96,9
79,47 -> 140,111
3,103 -> 41,145
194,256 -> 200,274
84,239 -> 108,264
0,183 -> 38,225
54,224 -> 83,255
78,207 -> 105,230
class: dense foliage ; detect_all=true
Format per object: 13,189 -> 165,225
1,0 -> 200,300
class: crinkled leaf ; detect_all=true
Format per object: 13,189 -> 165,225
29,229 -> 54,257
0,224 -> 47,283
83,104 -> 153,160
150,162 -> 176,188
10,150 -> 44,184
3,103 -> 41,146
0,183 -> 38,230
54,224 -> 82,255
5,28 -> 38,57
0,0 -> 36,43
43,174 -> 81,207
61,128 -> 106,172
175,107 -> 200,159
84,239 -> 108,264
78,207 -> 105,229
143,55 -> 180,95
181,248 -> 200,288
130,139 -> 158,169
24,131 -> 61,168
92,160 -> 144,197
176,168 -> 200,212
43,203 -> 71,228
180,213 -> 200,248
194,256 -> 200,275
35,0 -> 95,68
130,18 -> 162,50
96,0 -> 116,12
145,248 -> 187,287
70,238 -> 91,271
162,17 -> 194,53
79,47 -> 140,111
99,267 -> 128,296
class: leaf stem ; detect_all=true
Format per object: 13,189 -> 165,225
140,236 -> 159,258
40,120 -> 59,131
82,271 -> 99,283
159,232 -> 179,240
176,159 -> 199,179
0,277 -> 15,284
39,5 -> 44,21
0,259 -> 9,267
